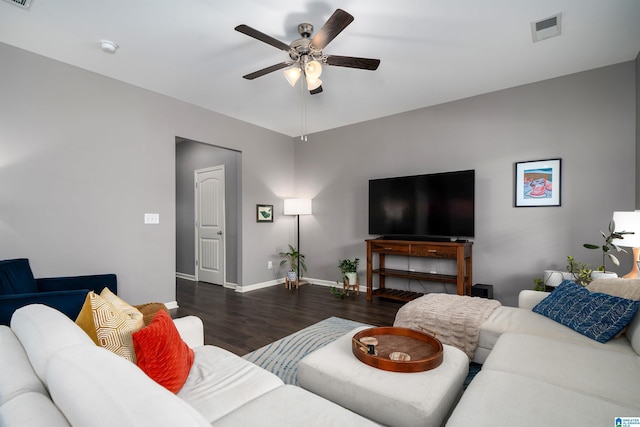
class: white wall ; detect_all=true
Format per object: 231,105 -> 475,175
0,42 -> 294,304
295,62 -> 637,306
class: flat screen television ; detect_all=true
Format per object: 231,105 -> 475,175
368,169 -> 475,240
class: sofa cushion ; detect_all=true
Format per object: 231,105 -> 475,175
0,391 -> 71,427
478,306 -> 635,361
447,369 -> 639,427
11,304 -> 94,384
482,333 -> 640,408
178,345 -> 283,423
532,280 -> 640,343
212,385 -> 379,427
586,278 -> 640,299
0,325 -> 48,405
132,310 -> 194,393
46,345 -> 210,427
75,291 -> 141,362
0,258 -> 37,295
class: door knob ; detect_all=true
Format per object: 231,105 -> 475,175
217,231 -> 223,235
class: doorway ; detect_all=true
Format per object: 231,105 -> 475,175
195,165 -> 225,285
175,137 -> 241,287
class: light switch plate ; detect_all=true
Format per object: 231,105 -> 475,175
144,213 -> 160,224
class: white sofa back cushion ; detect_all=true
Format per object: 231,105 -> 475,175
47,345 -> 211,427
10,304 -> 94,384
0,325 -> 48,405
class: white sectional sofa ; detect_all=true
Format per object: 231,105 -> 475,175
447,283 -> 640,426
0,304 -> 378,427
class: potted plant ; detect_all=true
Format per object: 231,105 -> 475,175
583,219 -> 634,272
279,244 -> 307,282
338,258 -> 359,286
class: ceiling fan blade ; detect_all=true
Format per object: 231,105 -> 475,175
243,62 -> 293,80
326,55 -> 380,70
311,9 -> 354,50
235,24 -> 291,52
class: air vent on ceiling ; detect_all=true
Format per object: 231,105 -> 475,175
2,0 -> 32,9
531,13 -> 562,43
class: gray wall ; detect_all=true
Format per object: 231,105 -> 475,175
175,139 -> 241,284
1,40 -> 636,307
295,61 -> 637,306
0,42 -> 293,304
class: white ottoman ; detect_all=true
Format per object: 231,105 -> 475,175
297,326 -> 468,427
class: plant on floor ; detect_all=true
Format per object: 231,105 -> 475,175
279,244 -> 307,276
583,219 -> 634,271
338,258 -> 359,285
330,284 -> 348,299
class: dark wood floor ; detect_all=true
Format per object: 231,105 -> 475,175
175,279 -> 403,356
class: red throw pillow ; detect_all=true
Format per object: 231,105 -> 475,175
132,310 -> 194,393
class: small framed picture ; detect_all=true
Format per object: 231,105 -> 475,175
514,158 -> 561,207
256,204 -> 273,222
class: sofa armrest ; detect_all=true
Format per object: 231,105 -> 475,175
0,290 -> 89,325
173,316 -> 204,349
518,290 -> 550,310
36,274 -> 117,295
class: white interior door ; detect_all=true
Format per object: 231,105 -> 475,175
195,166 -> 225,285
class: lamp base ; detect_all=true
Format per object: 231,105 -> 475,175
622,247 -> 640,279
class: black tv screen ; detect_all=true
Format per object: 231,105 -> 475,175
368,170 -> 475,239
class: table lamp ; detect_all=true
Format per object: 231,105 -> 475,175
612,210 -> 640,278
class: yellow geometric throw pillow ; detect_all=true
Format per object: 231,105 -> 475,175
100,287 -> 145,332
75,291 -> 143,363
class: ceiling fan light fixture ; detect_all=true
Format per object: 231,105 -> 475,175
306,77 -> 322,91
305,60 -> 322,80
283,67 -> 302,86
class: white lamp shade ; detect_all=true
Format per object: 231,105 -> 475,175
612,211 -> 640,247
284,198 -> 312,215
306,77 -> 322,91
283,67 -> 301,86
305,60 -> 322,80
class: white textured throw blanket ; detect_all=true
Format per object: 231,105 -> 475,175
394,294 -> 501,359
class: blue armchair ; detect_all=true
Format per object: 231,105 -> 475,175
0,258 -> 117,325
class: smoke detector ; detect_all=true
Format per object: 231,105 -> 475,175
100,41 -> 119,54
2,0 -> 32,9
531,13 -> 562,43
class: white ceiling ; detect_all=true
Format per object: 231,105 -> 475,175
1,0 -> 639,137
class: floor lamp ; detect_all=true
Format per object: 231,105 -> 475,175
284,198 -> 312,284
612,211 -> 640,278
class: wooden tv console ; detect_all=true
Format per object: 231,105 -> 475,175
366,239 -> 473,301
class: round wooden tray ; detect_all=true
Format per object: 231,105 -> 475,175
352,327 -> 443,372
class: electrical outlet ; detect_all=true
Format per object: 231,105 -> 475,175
268,261 -> 273,269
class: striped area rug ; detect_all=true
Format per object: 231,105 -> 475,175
243,316 -> 369,385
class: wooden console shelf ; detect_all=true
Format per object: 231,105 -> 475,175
366,239 -> 473,301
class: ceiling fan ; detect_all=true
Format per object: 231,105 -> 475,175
235,9 -> 380,95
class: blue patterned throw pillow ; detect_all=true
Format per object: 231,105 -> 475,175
533,280 -> 640,343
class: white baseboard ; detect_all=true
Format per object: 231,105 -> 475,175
236,279 -> 283,293
176,272 -> 196,281
165,301 -> 179,310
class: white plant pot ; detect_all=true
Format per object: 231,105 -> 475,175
543,270 -> 575,288
345,272 -> 358,285
287,271 -> 297,282
590,271 -> 618,281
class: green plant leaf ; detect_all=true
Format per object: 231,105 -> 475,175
583,244 -> 599,249
608,253 -> 620,266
